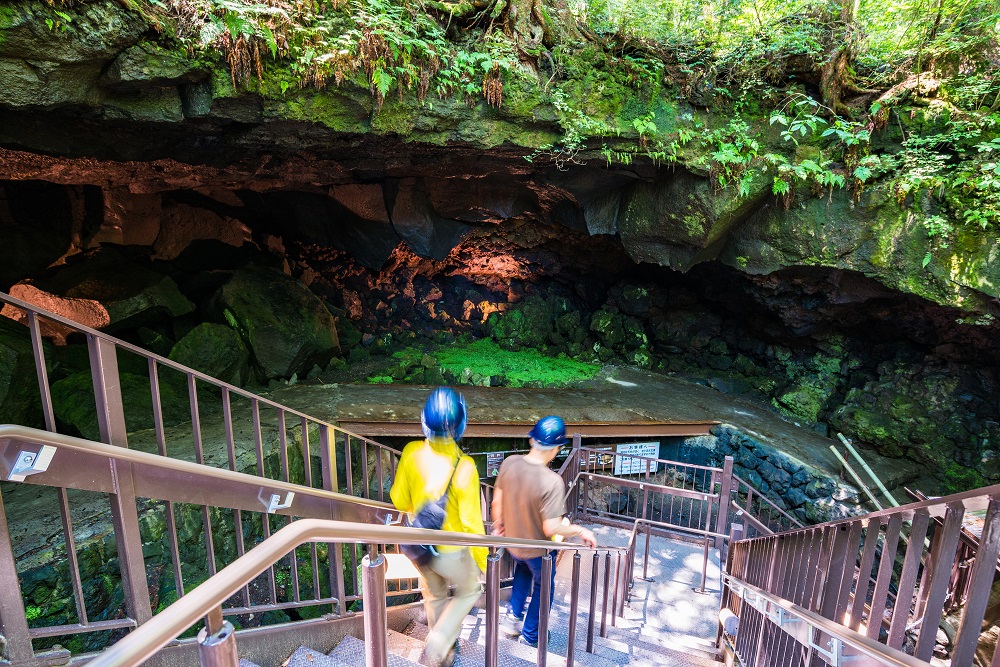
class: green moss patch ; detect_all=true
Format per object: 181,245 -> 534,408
368,339 -> 600,388
436,339 -> 599,387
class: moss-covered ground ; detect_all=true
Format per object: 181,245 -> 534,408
367,338 -> 600,388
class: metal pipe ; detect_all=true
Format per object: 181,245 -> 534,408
362,553 -> 388,667
611,552 -> 621,626
838,433 -> 899,507
587,552 -> 598,653
196,618 -> 238,667
722,573 -> 932,667
567,552 -> 581,667
600,551 -> 611,638
538,553 -> 552,667
485,547 -> 500,667
0,425 -> 390,513
699,536 -> 709,594
86,519 -> 601,667
642,522 -> 651,580
829,445 -> 883,510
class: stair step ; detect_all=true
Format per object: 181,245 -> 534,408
329,635 -> 422,667
408,619 -> 624,667
403,621 -> 539,667
282,646 -> 342,667
602,626 -> 721,663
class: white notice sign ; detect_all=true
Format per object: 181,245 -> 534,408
613,442 -> 659,476
486,452 -> 504,477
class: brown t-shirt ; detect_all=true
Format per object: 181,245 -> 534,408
495,455 -> 566,559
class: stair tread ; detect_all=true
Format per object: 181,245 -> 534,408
283,646 -> 343,667
329,635 -> 423,667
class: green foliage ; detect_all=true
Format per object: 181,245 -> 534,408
434,338 -> 600,387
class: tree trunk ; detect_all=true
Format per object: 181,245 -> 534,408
505,0 -> 585,49
819,0 -> 858,114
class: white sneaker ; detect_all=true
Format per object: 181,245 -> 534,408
500,613 -> 523,637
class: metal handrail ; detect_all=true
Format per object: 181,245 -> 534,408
0,424 -> 393,513
737,482 -> 1000,543
578,445 -> 724,473
730,473 -> 803,533
723,574 -> 930,667
87,519 -> 620,667
0,291 -> 387,447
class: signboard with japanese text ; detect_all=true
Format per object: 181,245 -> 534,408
613,442 -> 660,476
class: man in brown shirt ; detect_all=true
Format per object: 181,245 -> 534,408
491,416 -> 596,648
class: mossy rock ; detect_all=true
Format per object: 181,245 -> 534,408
218,267 -> 341,379
721,185 -> 1000,313
168,322 -> 250,386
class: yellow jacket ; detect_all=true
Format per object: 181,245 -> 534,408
390,437 -> 488,572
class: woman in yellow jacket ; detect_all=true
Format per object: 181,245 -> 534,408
390,387 -> 487,667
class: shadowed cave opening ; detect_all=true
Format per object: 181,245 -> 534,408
1,175 -> 998,497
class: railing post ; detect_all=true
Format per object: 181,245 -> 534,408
361,553 -> 388,667
611,551 -> 621,626
571,433 -> 582,518
197,607 -> 238,667
538,552 -> 553,667
600,550 -> 611,638
642,522 -> 652,580
0,486 -> 37,664
587,552 -> 599,653
698,536 -> 710,594
716,456 -> 734,550
485,547 -> 500,667
320,426 -> 348,613
88,334 -> 153,625
567,551 -> 581,667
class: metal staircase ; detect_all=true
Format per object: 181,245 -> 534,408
1,291 -> 999,667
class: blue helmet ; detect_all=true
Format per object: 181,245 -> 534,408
421,387 -> 468,441
529,416 -> 566,450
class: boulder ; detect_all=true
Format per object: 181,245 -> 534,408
217,267 -> 340,379
0,1 -> 145,108
1,283 -> 109,344
101,43 -> 207,90
168,323 -> 249,386
25,249 -> 195,331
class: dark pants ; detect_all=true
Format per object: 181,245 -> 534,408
507,551 -> 556,644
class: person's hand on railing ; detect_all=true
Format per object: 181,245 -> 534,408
578,527 -> 597,548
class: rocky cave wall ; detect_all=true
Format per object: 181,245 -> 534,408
1,175 -> 998,495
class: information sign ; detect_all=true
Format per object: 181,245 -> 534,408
613,442 -> 660,476
486,452 -> 504,477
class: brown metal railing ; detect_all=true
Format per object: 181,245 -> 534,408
0,290 -> 798,666
83,518 -> 625,667
721,486 -> 1000,666
730,473 -> 803,537
0,292 -> 407,654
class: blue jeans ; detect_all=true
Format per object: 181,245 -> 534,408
507,552 -> 556,644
